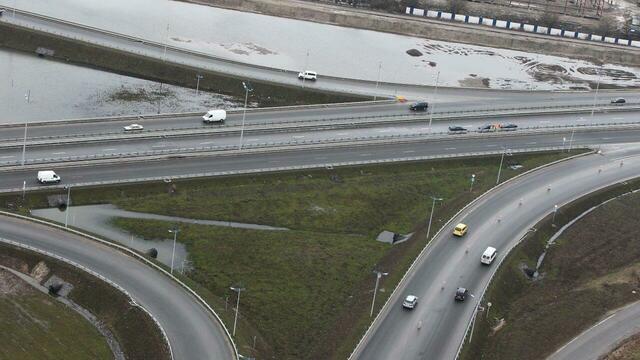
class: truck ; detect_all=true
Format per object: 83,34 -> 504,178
202,109 -> 226,124
37,170 -> 61,184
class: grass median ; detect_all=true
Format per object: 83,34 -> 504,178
460,178 -> 640,360
2,150 -> 584,359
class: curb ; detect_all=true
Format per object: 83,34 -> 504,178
0,210 -> 239,360
348,148 -> 595,359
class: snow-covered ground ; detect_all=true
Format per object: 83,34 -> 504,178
2,0 -> 639,90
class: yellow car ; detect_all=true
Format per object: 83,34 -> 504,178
453,223 -> 468,237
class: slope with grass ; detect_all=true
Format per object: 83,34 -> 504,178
0,268 -> 112,360
461,181 -> 640,360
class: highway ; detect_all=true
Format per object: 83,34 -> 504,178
351,142 -> 640,360
548,301 -> 640,360
2,9 -> 640,102
0,214 -> 235,360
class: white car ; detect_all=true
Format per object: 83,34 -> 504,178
123,123 -> 144,131
37,170 -> 61,184
298,70 -> 317,81
402,295 -> 418,309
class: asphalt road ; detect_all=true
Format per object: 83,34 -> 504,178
3,10 -> 640,104
547,301 -> 640,360
352,143 -> 640,360
0,215 -> 235,360
1,128 -> 636,191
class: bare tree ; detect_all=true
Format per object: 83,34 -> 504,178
446,0 -> 467,14
538,6 -> 560,28
597,15 -> 618,37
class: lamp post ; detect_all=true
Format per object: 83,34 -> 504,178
496,147 -> 509,185
552,204 -> 559,225
163,23 -> 170,62
230,285 -> 246,336
591,67 -> 602,118
426,196 -> 444,240
374,61 -> 382,101
370,270 -> 388,317
239,81 -> 253,150
302,50 -> 310,88
64,186 -> 71,228
428,71 -> 440,133
470,174 -> 476,192
568,128 -> 576,152
195,74 -> 203,96
168,228 -> 180,274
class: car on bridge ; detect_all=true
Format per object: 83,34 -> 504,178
123,123 -> 144,131
402,295 -> 418,309
500,123 -> 518,131
409,101 -> 429,111
448,126 -> 467,134
611,97 -> 626,104
298,70 -> 317,81
37,170 -> 61,184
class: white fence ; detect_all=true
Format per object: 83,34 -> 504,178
406,7 -> 640,48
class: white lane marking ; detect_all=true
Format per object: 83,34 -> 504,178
0,156 -> 15,159
102,148 -> 117,151
611,117 -> 625,120
247,138 -> 261,142
292,135 -> 305,139
539,120 -> 551,124
199,141 -> 215,145
337,133 -> 349,136
445,147 -> 457,150
360,153 -> 372,156
403,150 -> 416,153
269,160 -> 280,163
315,156 -> 327,160
152,144 -> 167,148
486,145 -> 497,147
602,137 -> 612,140
527,142 -> 537,145
52,152 -> 66,155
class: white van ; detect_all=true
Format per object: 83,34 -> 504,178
37,170 -> 61,184
202,109 -> 226,124
481,247 -> 497,265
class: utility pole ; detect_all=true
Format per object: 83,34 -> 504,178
168,228 -> 180,274
373,61 -> 382,101
428,71 -> 440,133
64,186 -> 71,228
195,74 -> 203,95
496,147 -> 507,185
239,81 -> 253,150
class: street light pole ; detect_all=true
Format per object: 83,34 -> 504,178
591,68 -> 602,118
370,270 -> 388,317
373,61 -> 382,101
239,81 -> 253,150
195,74 -> 203,96
168,228 -> 180,274
552,204 -> 559,225
426,196 -> 443,240
496,147 -> 506,185
568,128 -> 575,152
163,23 -> 170,62
428,71 -> 440,133
64,186 -> 71,228
470,174 -> 476,192
302,50 -> 310,88
230,285 -> 246,336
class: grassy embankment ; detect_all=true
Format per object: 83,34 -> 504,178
461,178 -> 640,360
2,151 -> 582,359
0,22 -> 364,108
0,268 -> 112,360
0,244 -> 171,360
603,333 -> 640,360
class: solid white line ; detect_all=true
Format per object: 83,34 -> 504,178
52,152 -> 66,155
360,153 -> 372,156
486,145 -> 497,147
292,135 -> 305,139
403,150 -> 416,153
445,147 -> 457,150
527,142 -> 537,145
102,148 -> 117,151
0,156 -> 15,159
199,141 -> 215,145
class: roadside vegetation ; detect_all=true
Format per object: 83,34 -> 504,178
0,244 -> 171,360
603,333 -> 640,360
461,179 -> 640,360
0,268 -> 112,360
2,151 -> 582,359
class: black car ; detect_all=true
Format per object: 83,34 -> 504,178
611,97 -> 626,104
409,101 -> 429,111
478,124 -> 493,132
455,287 -> 469,301
500,123 -> 518,131
448,126 -> 467,133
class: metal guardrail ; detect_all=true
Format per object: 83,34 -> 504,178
347,149 -> 595,360
2,102 -> 638,147
0,210 -> 240,360
2,120 -> 638,168
0,236 -> 174,360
